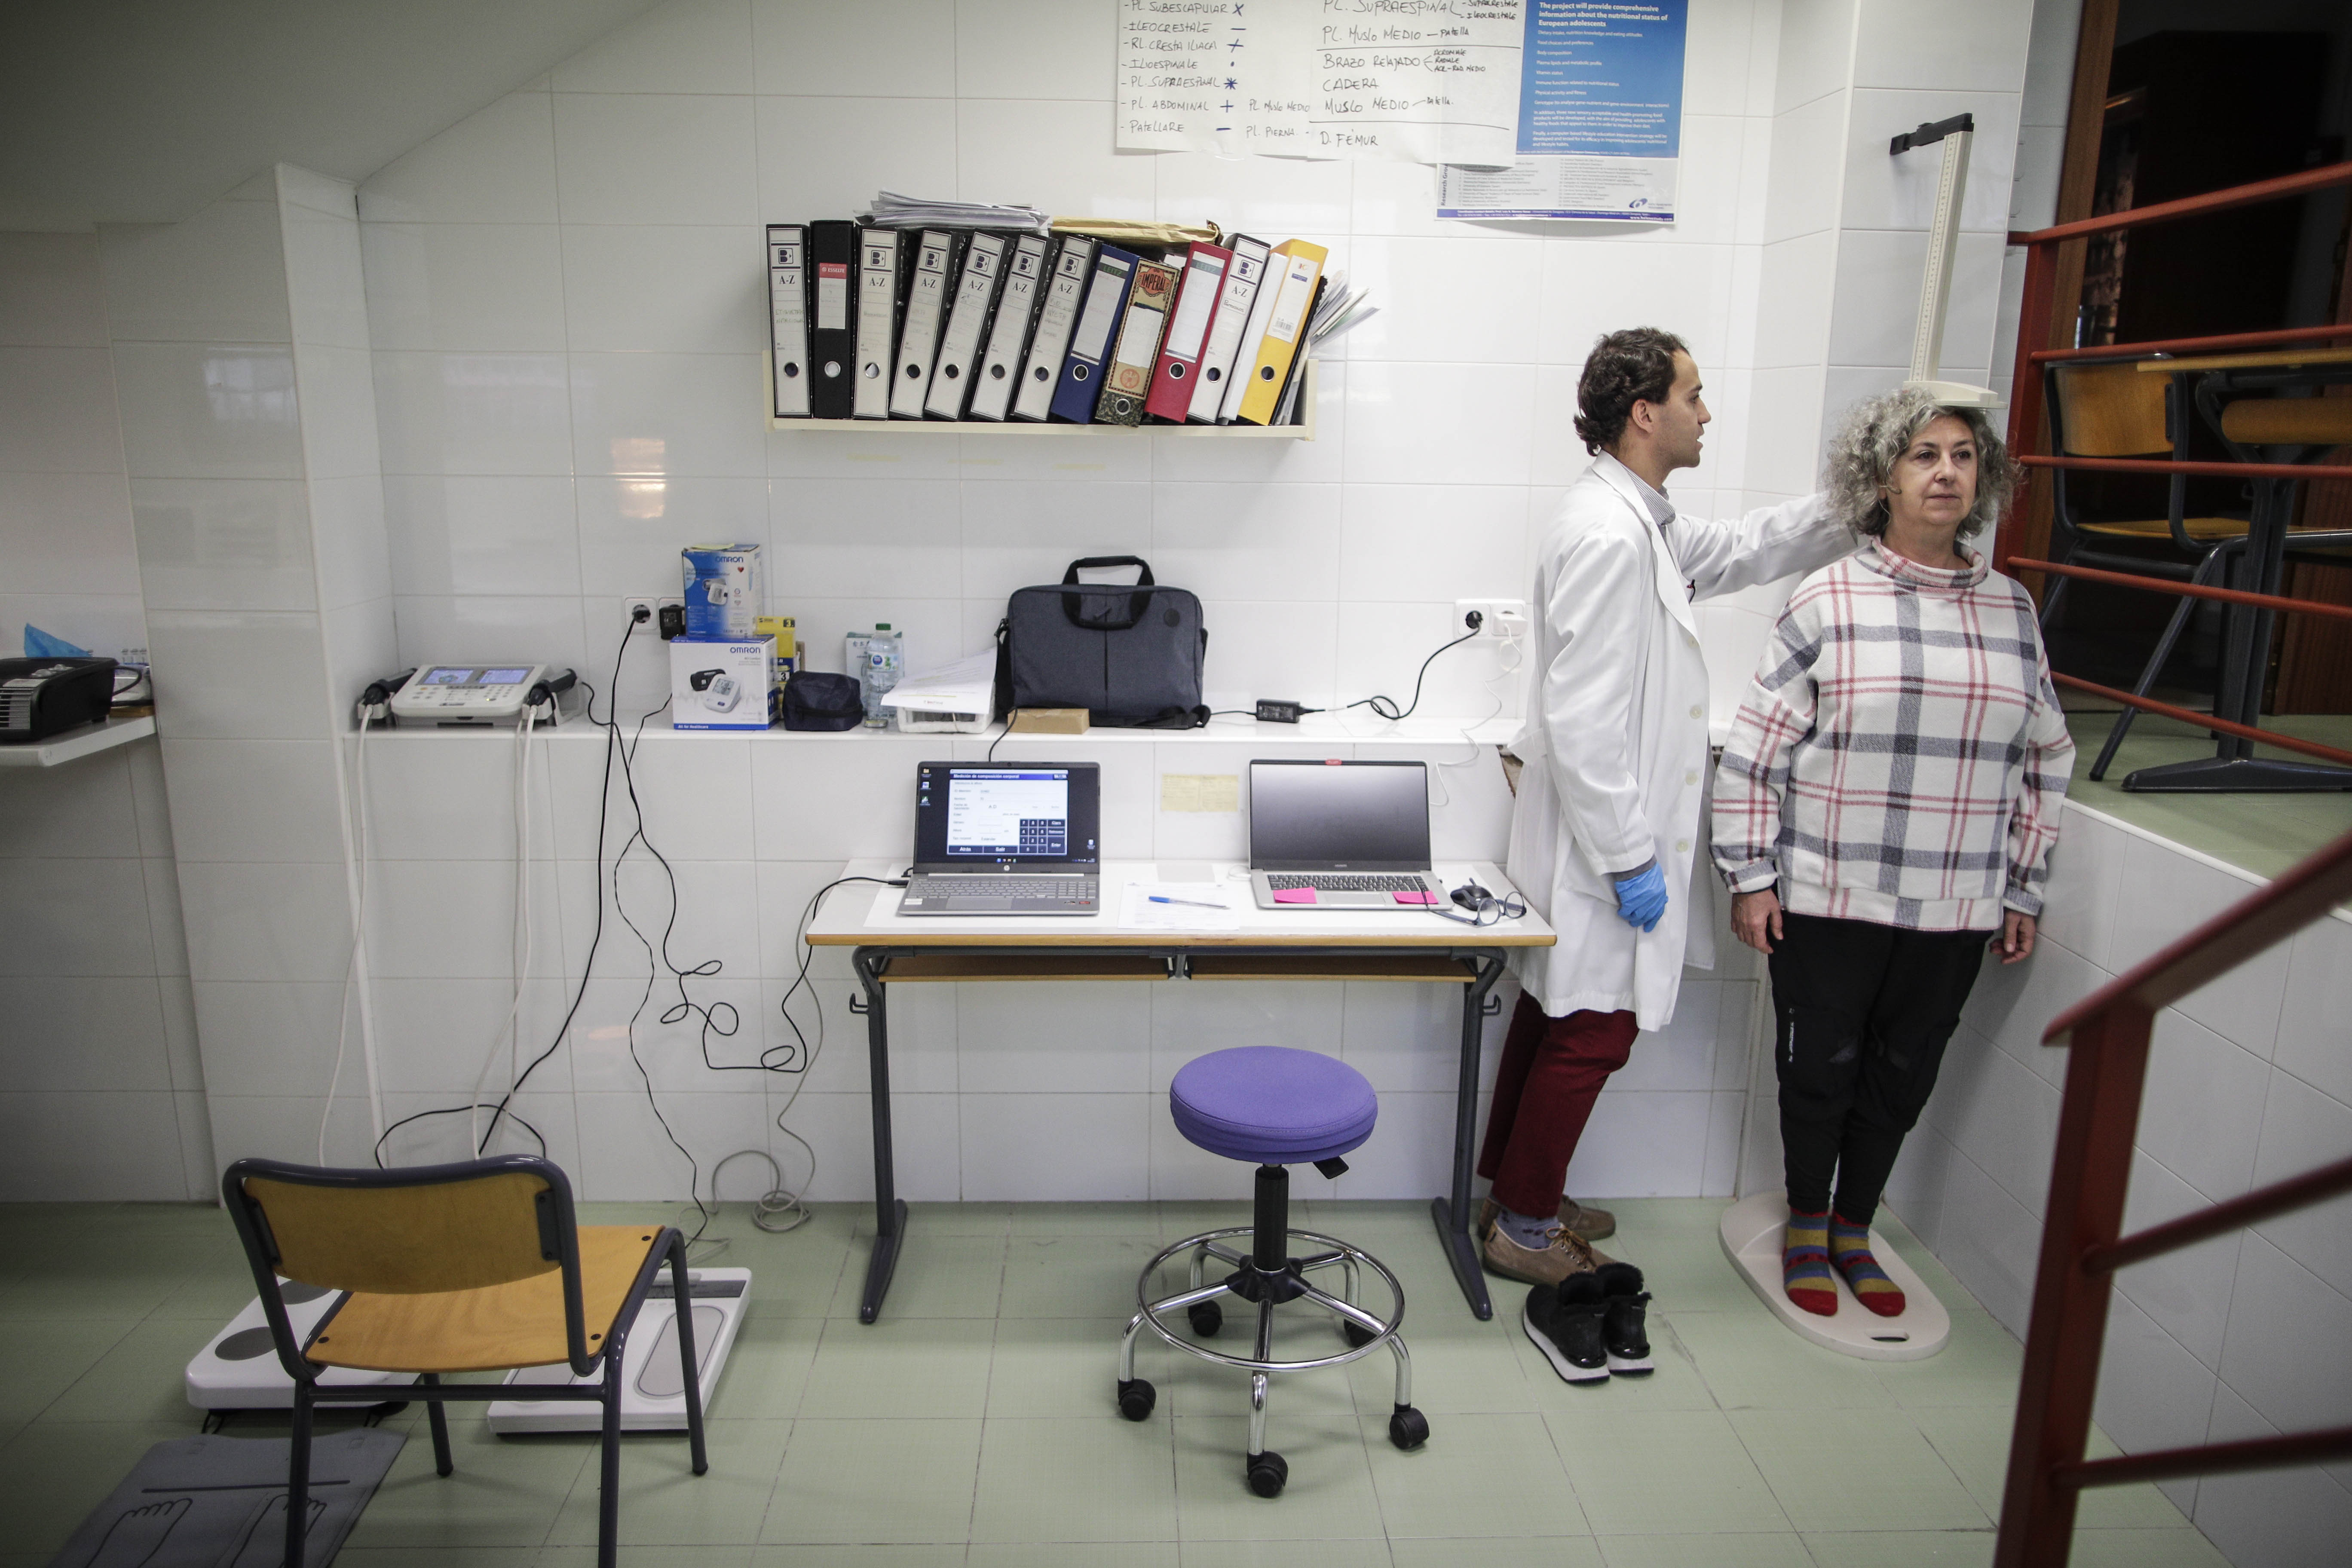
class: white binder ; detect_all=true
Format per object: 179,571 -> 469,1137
1215,239 -> 1292,425
854,229 -> 901,420
1011,235 -> 1099,423
889,230 -> 958,419
1190,234 -> 1271,424
766,224 -> 809,418
968,234 -> 1050,422
924,232 -> 1006,420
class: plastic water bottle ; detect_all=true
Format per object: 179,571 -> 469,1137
861,624 -> 902,728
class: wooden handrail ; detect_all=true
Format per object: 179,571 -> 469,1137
2014,160 -> 2352,246
2049,674 -> 2352,768
2028,323 -> 2352,363
2013,558 -> 2352,623
2083,1155 -> 2352,1274
2055,1427 -> 2352,1491
2016,453 -> 2352,483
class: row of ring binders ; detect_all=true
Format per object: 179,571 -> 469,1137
766,221 -> 1328,428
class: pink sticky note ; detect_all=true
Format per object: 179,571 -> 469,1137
1272,888 -> 1317,904
1393,891 -> 1438,905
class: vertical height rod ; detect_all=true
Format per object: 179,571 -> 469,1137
1911,129 -> 1974,382
1994,1002 -> 2155,1568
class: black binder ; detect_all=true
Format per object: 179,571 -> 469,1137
805,220 -> 858,420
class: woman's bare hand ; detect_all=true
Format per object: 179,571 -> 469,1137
1732,888 -> 1783,955
1994,911 -> 2037,964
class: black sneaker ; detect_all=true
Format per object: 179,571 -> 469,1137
1523,1274 -> 1608,1384
1596,1261 -> 1653,1376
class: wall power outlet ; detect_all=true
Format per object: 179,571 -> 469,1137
1454,600 -> 1529,639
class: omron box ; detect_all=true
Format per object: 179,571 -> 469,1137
671,636 -> 772,731
682,542 -> 762,639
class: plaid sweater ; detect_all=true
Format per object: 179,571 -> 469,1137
1710,539 -> 2074,931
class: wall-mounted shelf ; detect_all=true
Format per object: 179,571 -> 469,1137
0,714 -> 155,767
767,358 -> 1316,439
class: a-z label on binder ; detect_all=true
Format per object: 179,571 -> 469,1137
766,224 -> 809,418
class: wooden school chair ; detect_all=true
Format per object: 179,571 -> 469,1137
221,1155 -> 707,1568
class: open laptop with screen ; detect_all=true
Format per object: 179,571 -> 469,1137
1247,759 -> 1441,910
896,761 -> 1101,915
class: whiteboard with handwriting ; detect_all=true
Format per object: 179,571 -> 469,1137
1115,0 -> 1524,166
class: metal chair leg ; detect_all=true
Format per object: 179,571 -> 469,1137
1247,1370 -> 1271,1458
597,1338 -> 624,1568
2090,543 -> 2240,781
1388,1329 -> 1415,1408
286,1381 -> 313,1568
420,1372 -> 454,1476
668,1236 -> 708,1477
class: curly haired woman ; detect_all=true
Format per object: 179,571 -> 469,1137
1709,387 -> 2075,1318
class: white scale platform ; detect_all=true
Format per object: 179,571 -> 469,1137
1719,1191 -> 1950,1361
184,1268 -> 751,1432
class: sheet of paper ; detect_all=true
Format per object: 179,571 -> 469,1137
1116,0 -> 1524,167
1159,772 -> 1239,813
875,649 -> 996,713
1119,881 -> 1243,930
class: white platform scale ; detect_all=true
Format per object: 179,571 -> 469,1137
185,1280 -> 416,1410
1719,1191 -> 1950,1361
184,1268 -> 751,1430
488,1267 -> 750,1433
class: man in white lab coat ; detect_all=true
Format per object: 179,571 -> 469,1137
1479,328 -> 1850,1288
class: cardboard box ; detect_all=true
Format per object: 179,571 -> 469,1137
1008,707 -> 1089,734
671,635 -> 773,731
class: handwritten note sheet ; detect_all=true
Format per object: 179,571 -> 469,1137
1117,0 -> 1525,166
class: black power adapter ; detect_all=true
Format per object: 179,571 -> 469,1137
1255,699 -> 1313,723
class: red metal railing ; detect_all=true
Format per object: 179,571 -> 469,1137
1994,159 -> 2352,778
1994,829 -> 2352,1565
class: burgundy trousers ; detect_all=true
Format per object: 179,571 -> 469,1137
1475,993 -> 1640,1219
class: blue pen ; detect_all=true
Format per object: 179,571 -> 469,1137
1148,894 -> 1227,910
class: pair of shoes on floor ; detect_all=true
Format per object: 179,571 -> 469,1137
1783,1210 -> 1907,1319
1523,1262 -> 1651,1382
1476,1194 -> 1617,1243
1481,1219 -> 1614,1286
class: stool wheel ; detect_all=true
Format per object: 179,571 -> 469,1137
1343,1320 -> 1377,1349
1188,1301 -> 1223,1338
1245,1449 -> 1288,1498
1388,1405 -> 1429,1451
1115,1378 -> 1156,1422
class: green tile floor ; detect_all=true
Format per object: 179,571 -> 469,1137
2061,707 -> 2352,882
0,1198 -> 2230,1568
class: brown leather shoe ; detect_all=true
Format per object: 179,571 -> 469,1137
1477,1196 -> 1618,1244
1481,1222 -> 1612,1287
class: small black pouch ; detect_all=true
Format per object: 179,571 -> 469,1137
781,671 -> 865,731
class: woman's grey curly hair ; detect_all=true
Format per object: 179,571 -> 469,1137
1823,386 -> 2019,540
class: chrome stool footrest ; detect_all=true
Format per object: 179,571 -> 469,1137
1115,1225 -> 1428,1495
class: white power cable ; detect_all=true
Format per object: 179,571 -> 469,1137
1431,619 -> 1526,807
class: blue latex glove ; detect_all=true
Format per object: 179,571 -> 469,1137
1612,863 -> 1669,933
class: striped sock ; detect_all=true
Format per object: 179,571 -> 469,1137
1830,1213 -> 1905,1317
1782,1209 -> 1837,1317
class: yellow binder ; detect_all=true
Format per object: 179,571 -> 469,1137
1233,240 -> 1326,426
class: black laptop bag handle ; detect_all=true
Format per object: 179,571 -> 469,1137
1059,556 -> 1156,631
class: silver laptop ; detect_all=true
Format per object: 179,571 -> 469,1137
1247,759 -> 1442,910
896,761 -> 1101,915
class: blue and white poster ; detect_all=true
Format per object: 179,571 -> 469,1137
1439,1 -> 1687,222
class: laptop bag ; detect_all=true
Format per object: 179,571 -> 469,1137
998,555 -> 1207,729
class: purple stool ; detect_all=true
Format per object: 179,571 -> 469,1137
1116,1046 -> 1427,1497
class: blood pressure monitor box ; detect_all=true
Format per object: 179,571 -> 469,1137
671,635 -> 773,731
681,543 -> 762,639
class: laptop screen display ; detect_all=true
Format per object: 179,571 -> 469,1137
914,763 -> 1099,866
1248,760 -> 1431,870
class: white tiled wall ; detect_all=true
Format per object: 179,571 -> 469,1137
332,722 -> 1760,1208
0,232 -> 208,1200
1883,803 -> 2352,1566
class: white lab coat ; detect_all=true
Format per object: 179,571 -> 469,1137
1507,457 -> 1847,1029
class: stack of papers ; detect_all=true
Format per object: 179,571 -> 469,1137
864,192 -> 1050,234
873,649 -> 997,715
1119,882 -> 1243,931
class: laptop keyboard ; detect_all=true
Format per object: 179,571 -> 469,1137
908,877 -> 1094,900
1267,873 -> 1427,893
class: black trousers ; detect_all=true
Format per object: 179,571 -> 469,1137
1767,910 -> 1988,1225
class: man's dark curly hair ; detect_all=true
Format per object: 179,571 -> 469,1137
1574,327 -> 1690,456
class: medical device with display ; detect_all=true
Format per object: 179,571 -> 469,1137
388,664 -> 551,724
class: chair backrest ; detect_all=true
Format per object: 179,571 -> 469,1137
2049,362 -> 2168,456
222,1154 -> 594,1379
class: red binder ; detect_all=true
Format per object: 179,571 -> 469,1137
1142,242 -> 1233,423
